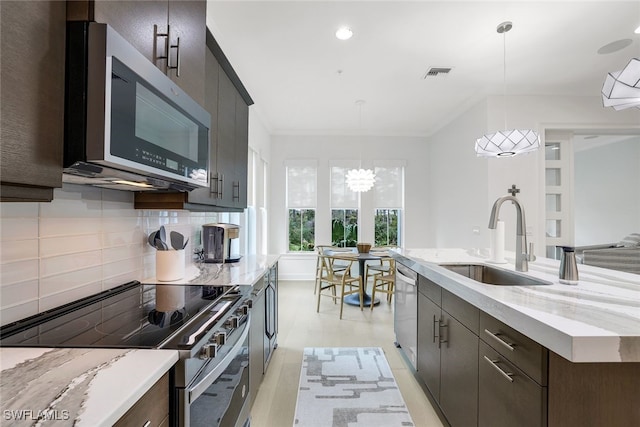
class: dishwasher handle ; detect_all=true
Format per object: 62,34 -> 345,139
396,265 -> 417,286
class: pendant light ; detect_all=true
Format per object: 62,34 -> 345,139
475,21 -> 540,157
602,57 -> 640,110
346,100 -> 376,192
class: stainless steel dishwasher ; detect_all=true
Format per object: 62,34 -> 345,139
394,263 -> 418,370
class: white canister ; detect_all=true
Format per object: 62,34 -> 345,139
156,249 -> 186,282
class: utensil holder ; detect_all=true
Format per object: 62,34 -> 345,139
156,249 -> 185,281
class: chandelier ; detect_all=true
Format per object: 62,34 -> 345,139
602,57 -> 640,110
475,21 -> 540,157
346,100 -> 376,192
346,168 -> 376,192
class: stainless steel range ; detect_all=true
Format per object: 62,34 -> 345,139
0,281 -> 253,427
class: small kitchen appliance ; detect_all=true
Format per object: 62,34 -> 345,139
203,223 -> 242,263
64,22 -> 210,191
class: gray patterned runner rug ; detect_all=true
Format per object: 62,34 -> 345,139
293,347 -> 415,426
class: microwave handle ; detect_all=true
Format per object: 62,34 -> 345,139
153,24 -> 169,67
168,36 -> 181,77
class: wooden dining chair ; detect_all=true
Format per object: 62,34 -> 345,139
314,245 -> 350,294
364,246 -> 396,287
370,257 -> 396,309
316,254 -> 363,319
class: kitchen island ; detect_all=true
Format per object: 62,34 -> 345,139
0,347 -> 178,426
392,248 -> 640,427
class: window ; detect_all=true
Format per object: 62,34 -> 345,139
332,209 -> 358,247
373,164 -> 404,247
331,165 -> 359,247
286,162 -> 317,252
375,209 -> 400,246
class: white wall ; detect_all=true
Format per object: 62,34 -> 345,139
269,134 -> 429,280
427,99 -> 490,249
427,94 -> 640,254
574,137 -> 640,245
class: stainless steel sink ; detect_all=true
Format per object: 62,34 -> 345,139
439,263 -> 552,286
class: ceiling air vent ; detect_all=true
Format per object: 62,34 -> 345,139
422,67 -> 452,79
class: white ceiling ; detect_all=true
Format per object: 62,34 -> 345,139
206,1 -> 640,137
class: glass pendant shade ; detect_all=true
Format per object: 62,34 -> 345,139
474,21 -> 539,158
346,168 -> 376,192
602,57 -> 640,110
475,129 -> 540,157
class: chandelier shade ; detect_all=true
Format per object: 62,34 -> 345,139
474,21 -> 539,158
346,168 -> 376,192
475,129 -> 540,157
602,57 -> 640,110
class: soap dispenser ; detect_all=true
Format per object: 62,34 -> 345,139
558,246 -> 579,285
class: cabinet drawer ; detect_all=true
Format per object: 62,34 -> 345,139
442,289 -> 479,334
480,312 -> 547,385
114,372 -> 169,427
418,275 -> 441,305
479,341 -> 547,427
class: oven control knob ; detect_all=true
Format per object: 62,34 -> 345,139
226,316 -> 239,329
214,332 -> 226,345
237,304 -> 249,316
246,299 -> 254,309
200,343 -> 218,359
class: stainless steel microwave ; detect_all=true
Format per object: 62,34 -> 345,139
64,22 -> 210,191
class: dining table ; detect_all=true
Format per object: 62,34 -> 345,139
326,249 -> 383,307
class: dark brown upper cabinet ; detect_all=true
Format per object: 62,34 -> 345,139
135,29 -> 253,212
0,1 -> 66,202
67,0 -> 206,106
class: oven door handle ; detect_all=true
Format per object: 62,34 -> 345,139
187,316 -> 250,403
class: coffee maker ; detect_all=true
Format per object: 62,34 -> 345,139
202,223 -> 241,263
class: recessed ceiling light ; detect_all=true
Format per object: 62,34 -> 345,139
335,26 -> 353,41
635,25 -> 640,34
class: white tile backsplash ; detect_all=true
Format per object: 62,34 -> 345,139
39,265 -> 104,297
40,234 -> 102,258
0,239 -> 38,263
39,250 -> 102,278
0,218 -> 39,240
0,259 -> 39,286
0,185 -> 224,326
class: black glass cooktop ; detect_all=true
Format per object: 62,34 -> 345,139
0,281 -> 237,349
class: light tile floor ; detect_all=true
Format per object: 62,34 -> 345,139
249,280 -> 445,427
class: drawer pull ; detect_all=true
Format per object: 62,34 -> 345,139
483,355 -> 514,383
143,421 -> 151,427
484,328 -> 515,352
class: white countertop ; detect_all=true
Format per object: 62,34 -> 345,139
393,248 -> 640,363
0,347 -> 178,426
143,254 -> 280,286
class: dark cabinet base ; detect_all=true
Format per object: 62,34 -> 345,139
548,352 -> 640,427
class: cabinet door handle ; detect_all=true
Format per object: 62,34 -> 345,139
142,421 -> 151,427
218,174 -> 224,198
168,36 -> 181,77
484,329 -> 515,352
210,173 -> 219,197
433,315 -> 439,344
153,24 -> 170,67
483,355 -> 514,382
439,320 -> 448,347
232,181 -> 240,201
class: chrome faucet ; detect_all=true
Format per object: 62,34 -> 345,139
488,195 -> 531,272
